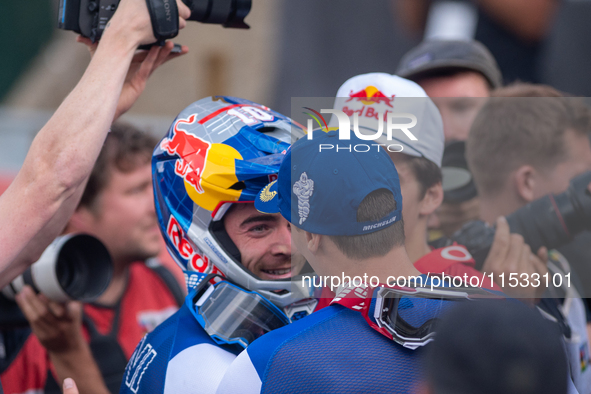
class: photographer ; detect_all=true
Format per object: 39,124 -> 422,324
0,0 -> 190,288
466,83 -> 591,393
328,73 -> 545,300
1,124 -> 185,394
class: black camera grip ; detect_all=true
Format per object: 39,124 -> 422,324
145,0 -> 179,42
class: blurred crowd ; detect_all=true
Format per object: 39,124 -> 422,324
1,0 -> 591,393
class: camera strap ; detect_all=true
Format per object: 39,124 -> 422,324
145,0 -> 179,43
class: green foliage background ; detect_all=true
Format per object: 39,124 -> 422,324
0,0 -> 54,101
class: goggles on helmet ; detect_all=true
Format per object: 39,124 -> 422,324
187,274 -> 291,349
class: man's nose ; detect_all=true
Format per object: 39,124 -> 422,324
270,221 -> 292,255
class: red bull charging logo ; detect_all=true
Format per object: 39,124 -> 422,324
161,114 -> 211,194
346,86 -> 395,108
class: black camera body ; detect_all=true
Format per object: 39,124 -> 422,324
450,171 -> 591,268
58,0 -> 119,42
58,0 -> 251,42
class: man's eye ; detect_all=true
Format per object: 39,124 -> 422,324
451,100 -> 475,113
127,184 -> 150,195
249,224 -> 269,233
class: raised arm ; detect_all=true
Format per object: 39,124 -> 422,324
0,0 -> 190,287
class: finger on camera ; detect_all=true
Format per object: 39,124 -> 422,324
516,242 -> 532,272
44,298 -> 67,319
66,301 -> 83,320
506,233 -> 525,271
155,42 -> 188,68
492,217 -> 511,252
76,35 -> 97,53
536,246 -> 548,264
16,286 -> 50,322
177,1 -> 191,20
531,248 -> 549,276
482,217 -> 510,271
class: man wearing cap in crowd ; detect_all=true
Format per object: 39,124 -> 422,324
327,73 -> 544,299
215,129 -> 448,393
396,39 -> 503,237
396,39 -> 501,143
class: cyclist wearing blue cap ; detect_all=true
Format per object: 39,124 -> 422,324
216,129 -> 485,393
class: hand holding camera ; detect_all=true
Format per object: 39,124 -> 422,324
59,0 -> 251,44
482,217 -> 548,300
15,286 -> 85,354
76,36 -> 188,121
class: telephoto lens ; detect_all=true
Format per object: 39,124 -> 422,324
450,171 -> 591,268
2,234 -> 113,303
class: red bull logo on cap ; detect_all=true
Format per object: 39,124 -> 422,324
161,114 -> 211,194
346,86 -> 395,108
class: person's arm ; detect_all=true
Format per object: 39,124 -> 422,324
15,286 -> 108,394
0,0 -> 190,287
392,0 -> 430,37
476,0 -> 559,42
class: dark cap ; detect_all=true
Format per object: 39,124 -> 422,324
396,40 -> 503,89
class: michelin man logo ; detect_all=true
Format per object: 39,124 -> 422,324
293,172 -> 314,225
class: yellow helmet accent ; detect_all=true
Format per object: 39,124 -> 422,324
185,143 -> 243,211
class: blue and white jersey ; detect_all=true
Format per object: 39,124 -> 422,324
120,301 -> 241,394
216,304 -> 427,394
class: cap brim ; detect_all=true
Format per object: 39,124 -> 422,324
255,180 -> 280,214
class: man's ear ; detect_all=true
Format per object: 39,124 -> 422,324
66,206 -> 96,233
513,165 -> 536,203
419,182 -> 443,217
307,232 -> 321,254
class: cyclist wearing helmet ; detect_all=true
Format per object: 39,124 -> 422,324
120,96 -> 317,394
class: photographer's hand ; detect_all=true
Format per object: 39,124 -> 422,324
104,0 -> 191,47
15,286 -> 109,394
77,37 -> 189,121
63,378 -> 80,394
482,217 -> 548,301
15,286 -> 84,353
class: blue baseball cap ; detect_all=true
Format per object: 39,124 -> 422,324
255,130 -> 403,236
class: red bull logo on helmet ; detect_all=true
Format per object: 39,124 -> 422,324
161,114 -> 211,194
346,86 -> 395,108
167,216 -> 222,276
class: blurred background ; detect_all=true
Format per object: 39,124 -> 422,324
1,0 -> 591,179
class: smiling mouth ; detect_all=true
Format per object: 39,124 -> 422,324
260,267 -> 292,279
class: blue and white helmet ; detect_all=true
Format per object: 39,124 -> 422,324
153,96 -> 315,314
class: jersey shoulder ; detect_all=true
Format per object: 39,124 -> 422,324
246,304 -> 429,393
121,302 -> 239,394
